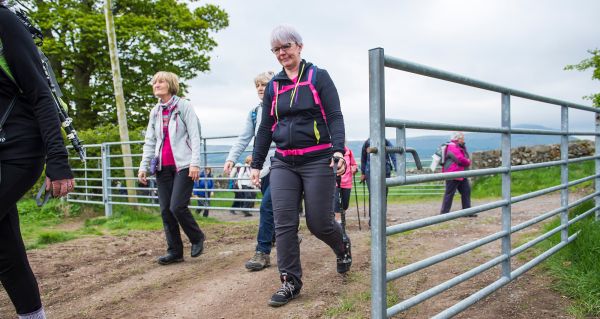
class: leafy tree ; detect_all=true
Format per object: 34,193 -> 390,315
565,49 -> 600,107
15,0 -> 228,129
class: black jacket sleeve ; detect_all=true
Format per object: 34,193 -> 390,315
317,69 -> 345,153
251,81 -> 275,170
0,8 -> 72,179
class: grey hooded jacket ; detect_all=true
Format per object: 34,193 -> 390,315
226,103 -> 273,178
139,98 -> 201,172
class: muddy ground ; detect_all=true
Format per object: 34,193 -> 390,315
0,194 -> 576,318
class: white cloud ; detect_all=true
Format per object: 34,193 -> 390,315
187,0 -> 600,140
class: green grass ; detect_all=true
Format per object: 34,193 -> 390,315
17,198 -> 228,249
472,161 -> 594,198
537,200 -> 600,318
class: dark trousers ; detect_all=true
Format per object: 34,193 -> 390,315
196,193 -> 211,217
440,179 -> 471,214
0,157 -> 45,315
231,190 -> 244,210
156,166 -> 204,257
270,157 -> 345,285
241,185 -> 257,209
256,174 -> 274,254
334,188 -> 352,212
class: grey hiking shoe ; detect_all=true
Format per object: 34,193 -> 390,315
245,251 -> 270,271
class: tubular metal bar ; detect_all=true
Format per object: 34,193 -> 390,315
431,277 -> 512,319
67,199 -> 103,205
568,191 -> 600,209
383,55 -> 598,113
510,159 -> 565,172
103,140 -> 143,146
388,254 -> 508,317
387,231 -> 507,282
501,93 -> 512,278
392,167 -> 508,186
511,206 -> 563,233
71,168 -> 102,172
369,47 -> 387,319
76,178 -> 103,182
568,206 -> 599,226
106,154 -> 143,158
511,174 -> 600,204
561,106 -> 569,243
511,223 -> 566,257
568,131 -> 600,136
567,174 -> 600,188
386,200 -> 508,235
511,234 -> 576,279
68,192 -> 103,197
596,112 -> 600,221
511,184 -> 565,204
386,118 -> 507,134
73,185 -> 103,190
569,155 -> 600,163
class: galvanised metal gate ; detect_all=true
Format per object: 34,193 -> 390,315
368,47 -> 600,318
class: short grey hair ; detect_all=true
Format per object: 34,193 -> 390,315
270,25 -> 303,47
450,131 -> 465,141
254,71 -> 275,87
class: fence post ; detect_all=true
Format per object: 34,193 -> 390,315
369,47 -> 387,319
500,93 -> 512,278
101,143 -> 113,217
596,112 -> 600,221
561,106 -> 569,241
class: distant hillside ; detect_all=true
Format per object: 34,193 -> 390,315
203,124 -> 573,166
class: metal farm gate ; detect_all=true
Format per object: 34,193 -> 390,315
368,47 -> 600,318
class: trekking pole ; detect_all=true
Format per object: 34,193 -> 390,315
362,180 -> 367,219
333,157 -> 351,254
352,173 -> 362,231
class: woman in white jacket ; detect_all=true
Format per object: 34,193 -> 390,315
138,71 -> 205,265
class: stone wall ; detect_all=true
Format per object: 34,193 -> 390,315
471,140 -> 594,169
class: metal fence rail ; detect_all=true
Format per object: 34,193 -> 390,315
368,47 -> 599,318
67,136 -> 446,217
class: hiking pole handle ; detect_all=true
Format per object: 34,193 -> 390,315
35,179 -> 52,207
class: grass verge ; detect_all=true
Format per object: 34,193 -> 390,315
537,200 -> 600,318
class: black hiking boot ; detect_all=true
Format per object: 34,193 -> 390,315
336,235 -> 352,274
268,273 -> 301,307
157,254 -> 184,265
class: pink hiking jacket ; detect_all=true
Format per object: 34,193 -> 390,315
340,146 -> 358,189
442,140 -> 471,180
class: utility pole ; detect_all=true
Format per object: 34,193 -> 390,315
104,0 -> 137,203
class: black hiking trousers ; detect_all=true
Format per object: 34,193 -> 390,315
270,157 -> 346,284
156,166 -> 205,257
0,157 -> 45,315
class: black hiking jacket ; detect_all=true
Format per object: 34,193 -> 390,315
0,6 -> 72,180
252,60 -> 345,168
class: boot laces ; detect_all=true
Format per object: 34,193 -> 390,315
250,251 -> 263,263
275,275 -> 296,297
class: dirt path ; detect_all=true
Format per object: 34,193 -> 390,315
0,194 -> 576,318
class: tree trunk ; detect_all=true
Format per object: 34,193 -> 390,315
104,0 -> 137,204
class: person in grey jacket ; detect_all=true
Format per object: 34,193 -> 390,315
223,70 -> 275,271
138,71 -> 205,265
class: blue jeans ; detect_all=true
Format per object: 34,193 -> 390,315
256,173 -> 275,254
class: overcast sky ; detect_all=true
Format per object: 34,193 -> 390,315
187,0 -> 600,142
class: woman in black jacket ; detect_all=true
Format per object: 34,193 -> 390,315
251,25 -> 350,307
0,5 -> 74,318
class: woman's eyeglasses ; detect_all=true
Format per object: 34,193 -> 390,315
271,42 -> 295,54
